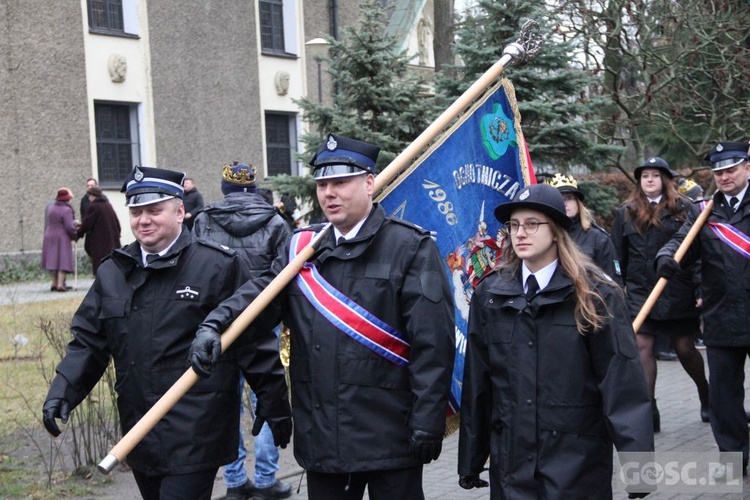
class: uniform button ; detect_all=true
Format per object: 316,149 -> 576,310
526,399 -> 532,405
527,455 -> 533,461
489,299 -> 494,304
315,344 -> 321,351
528,341 -> 533,347
133,306 -> 138,310
552,431 -> 558,437
130,361 -> 135,366
315,403 -> 321,409
346,252 -> 351,256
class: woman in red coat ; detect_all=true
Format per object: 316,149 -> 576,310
76,186 -> 121,274
42,188 -> 78,291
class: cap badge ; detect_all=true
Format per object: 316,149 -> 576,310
649,158 -> 656,163
134,166 -> 144,182
326,135 -> 338,151
519,189 -> 530,201
716,144 -> 724,152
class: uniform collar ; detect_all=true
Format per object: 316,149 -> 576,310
141,228 -> 183,267
522,259 -> 558,293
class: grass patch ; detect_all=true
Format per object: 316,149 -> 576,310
0,455 -> 113,498
0,297 -> 81,439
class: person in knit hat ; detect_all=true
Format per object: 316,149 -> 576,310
193,162 -> 293,500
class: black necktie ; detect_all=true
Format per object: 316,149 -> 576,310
337,236 -> 346,246
730,197 -> 740,212
525,275 -> 540,301
146,253 -> 159,264
650,201 -> 658,207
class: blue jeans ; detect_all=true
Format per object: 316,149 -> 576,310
224,326 -> 282,489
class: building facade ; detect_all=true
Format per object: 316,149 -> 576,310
0,0 -> 434,254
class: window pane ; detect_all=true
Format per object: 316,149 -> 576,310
88,0 -> 123,32
95,103 -> 137,184
266,113 -> 293,176
260,0 -> 284,52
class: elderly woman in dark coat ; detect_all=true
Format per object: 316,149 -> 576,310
41,188 -> 78,291
76,186 -> 121,274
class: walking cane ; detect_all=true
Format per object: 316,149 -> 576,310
631,199 -> 714,334
98,22 -> 542,475
73,240 -> 78,290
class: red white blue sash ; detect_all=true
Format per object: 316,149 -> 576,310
289,230 -> 410,366
700,200 -> 750,259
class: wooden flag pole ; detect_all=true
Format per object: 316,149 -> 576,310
98,226 -> 330,474
631,199 -> 714,333
98,22 -> 543,475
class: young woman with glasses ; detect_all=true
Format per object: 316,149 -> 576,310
458,183 -> 653,498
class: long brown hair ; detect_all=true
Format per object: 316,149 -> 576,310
499,221 -> 611,334
624,171 -> 686,234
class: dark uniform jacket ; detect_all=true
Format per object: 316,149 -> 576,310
458,266 -> 653,499
203,204 -> 456,473
611,199 -> 699,320
568,215 -> 623,286
47,229 -> 290,475
657,190 -> 750,346
192,192 -> 290,275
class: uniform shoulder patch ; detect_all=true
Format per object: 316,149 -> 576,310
294,223 -> 328,234
386,216 -> 431,235
195,238 -> 237,256
590,222 -> 610,237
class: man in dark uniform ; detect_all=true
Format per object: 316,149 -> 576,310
657,141 -> 750,474
42,166 -> 291,500
191,134 -> 456,500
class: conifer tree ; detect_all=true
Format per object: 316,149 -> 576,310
295,0 -> 436,172
265,0 -> 437,221
437,0 -> 618,170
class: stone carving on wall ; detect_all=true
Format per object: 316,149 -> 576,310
108,54 -> 128,83
274,71 -> 290,96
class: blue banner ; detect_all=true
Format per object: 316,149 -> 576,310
378,78 -> 534,418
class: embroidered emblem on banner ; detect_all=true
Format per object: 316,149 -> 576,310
289,231 -> 410,366
700,200 -> 750,260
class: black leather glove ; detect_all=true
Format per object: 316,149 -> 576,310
189,326 -> 222,377
252,416 -> 292,449
459,474 -> 489,489
628,493 -> 650,499
655,256 -> 680,279
409,429 -> 443,464
42,398 -> 71,437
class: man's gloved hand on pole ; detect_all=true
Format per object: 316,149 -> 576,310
655,255 -> 680,279
189,326 -> 222,377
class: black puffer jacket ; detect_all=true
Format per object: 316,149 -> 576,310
657,191 -> 750,346
611,199 -> 699,320
47,229 -> 290,475
202,204 -> 456,473
192,192 -> 290,275
458,266 -> 653,498
568,216 -> 623,286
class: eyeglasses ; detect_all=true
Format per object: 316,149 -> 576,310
504,220 -> 550,235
